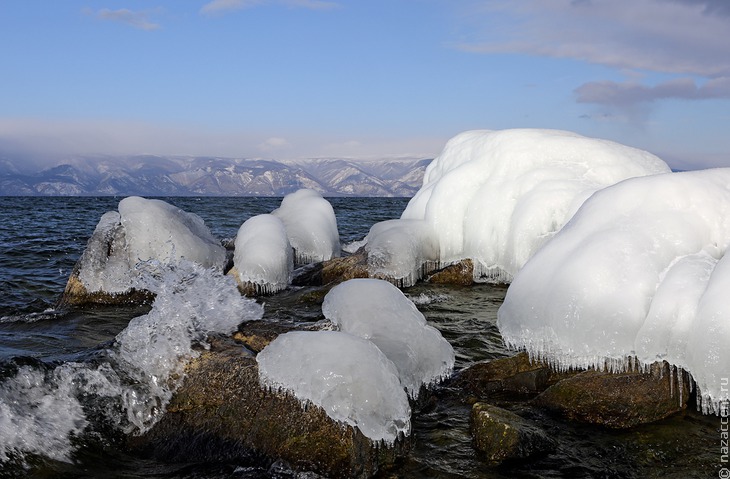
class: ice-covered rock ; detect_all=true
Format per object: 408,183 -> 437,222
257,330 -> 411,444
498,169 -> 730,414
322,279 -> 455,397
364,219 -> 439,287
118,196 -> 226,270
400,129 -> 670,282
230,214 -> 293,295
72,196 -> 226,296
272,189 -> 340,264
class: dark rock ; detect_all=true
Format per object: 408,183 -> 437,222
471,402 -> 556,464
454,352 -> 571,400
426,259 -> 474,286
533,362 -> 691,429
320,249 -> 370,285
131,336 -> 406,478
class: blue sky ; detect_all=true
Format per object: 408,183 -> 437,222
1,0 -> 729,171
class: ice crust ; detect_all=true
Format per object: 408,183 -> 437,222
398,129 -> 670,282
272,189 -> 341,264
78,197 -> 226,293
232,214 -> 293,294
497,169 -> 730,414
257,330 -> 411,444
322,279 -> 455,397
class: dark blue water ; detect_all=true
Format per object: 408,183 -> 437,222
0,196 -> 721,478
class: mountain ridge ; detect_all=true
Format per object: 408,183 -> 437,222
0,155 -> 431,197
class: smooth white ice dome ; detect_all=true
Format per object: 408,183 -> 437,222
322,278 -> 454,397
398,129 -> 671,282
498,168 -> 730,414
272,189 -> 340,264
232,214 -> 293,294
78,196 -> 226,293
257,330 -> 411,444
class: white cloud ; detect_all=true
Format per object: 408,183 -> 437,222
457,0 -> 730,77
575,77 -> 730,106
93,8 -> 161,31
200,0 -> 338,15
258,137 -> 291,152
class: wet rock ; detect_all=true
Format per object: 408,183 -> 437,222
533,362 -> 691,429
426,259 -> 474,286
232,320 -> 296,353
131,336 -> 406,478
320,249 -> 370,285
60,268 -> 152,306
454,352 -> 570,400
471,403 -> 556,464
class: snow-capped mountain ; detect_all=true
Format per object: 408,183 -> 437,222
0,155 -> 431,197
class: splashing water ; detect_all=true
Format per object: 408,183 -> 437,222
0,261 -> 263,463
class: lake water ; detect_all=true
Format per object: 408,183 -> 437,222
0,196 -> 721,478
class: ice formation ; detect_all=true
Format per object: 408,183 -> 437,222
497,169 -> 730,414
77,196 -> 226,293
272,189 -> 341,264
0,262 -> 264,462
322,279 -> 455,397
232,214 -> 293,294
364,219 -> 439,287
257,330 -> 411,444
396,129 -> 670,282
113,261 -> 264,431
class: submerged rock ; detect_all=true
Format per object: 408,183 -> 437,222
471,403 -> 556,464
131,337 -> 406,478
454,352 -> 572,400
426,259 -> 474,286
534,362 -> 691,429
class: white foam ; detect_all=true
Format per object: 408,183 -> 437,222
0,261 -> 264,462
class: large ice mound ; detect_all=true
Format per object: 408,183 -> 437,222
397,129 -> 670,282
322,278 -> 454,397
497,169 -> 730,414
77,197 -> 226,294
364,219 -> 438,288
231,214 -> 293,294
272,189 -> 341,264
257,330 -> 411,444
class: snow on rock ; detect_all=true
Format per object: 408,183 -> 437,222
78,197 -> 226,294
400,129 -> 670,282
322,279 -> 455,398
364,219 -> 439,288
497,169 -> 730,414
257,330 -> 411,444
272,189 -> 341,264
231,214 -> 293,294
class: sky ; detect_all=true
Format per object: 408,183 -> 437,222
1,0 -> 729,171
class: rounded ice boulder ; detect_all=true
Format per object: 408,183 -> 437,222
67,196 -> 226,300
399,129 -> 670,282
272,188 -> 341,264
257,330 -> 411,444
230,214 -> 293,295
497,168 -> 730,414
322,278 -> 455,398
